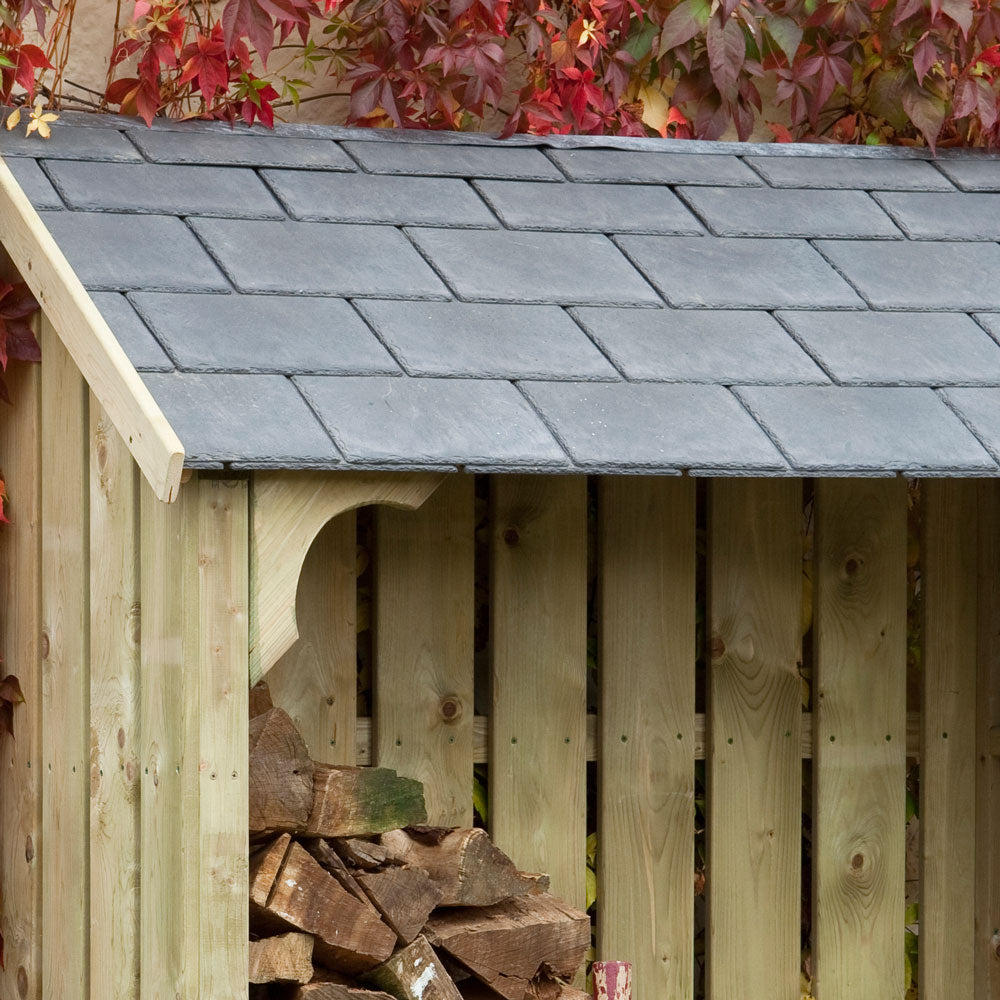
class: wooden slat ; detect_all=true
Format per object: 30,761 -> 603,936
813,478 -> 907,1000
976,481 -> 1000,999
490,476 -> 587,911
196,479 -> 249,1000
708,479 -> 802,1000
40,317 -> 89,999
268,512 -> 357,762
0,358 -> 42,1000
0,159 -> 184,502
89,396 -> 141,1000
598,476 -> 695,1000
921,480 -> 977,1000
139,478 -> 197,1000
375,475 -> 475,827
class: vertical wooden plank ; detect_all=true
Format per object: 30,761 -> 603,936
140,477 -> 197,1000
197,478 -> 249,1000
813,478 -> 907,1000
921,480 -> 977,1000
268,511 -> 356,763
707,478 -> 802,1000
976,480 -> 1000,1000
40,317 -> 89,1000
598,476 -> 695,1000
376,476 -> 474,826
490,475 -> 587,911
0,357 -> 42,1000
89,396 -> 141,1000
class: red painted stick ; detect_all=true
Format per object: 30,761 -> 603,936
593,961 -> 631,1000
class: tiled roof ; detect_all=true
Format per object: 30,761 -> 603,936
6,110 -> 1000,476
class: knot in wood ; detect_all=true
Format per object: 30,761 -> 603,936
709,635 -> 726,659
502,527 -> 520,546
851,853 -> 865,871
844,555 -> 862,579
17,965 -> 27,999
25,835 -> 33,863
439,696 -> 462,722
40,630 -> 49,660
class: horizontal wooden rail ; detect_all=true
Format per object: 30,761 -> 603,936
352,712 -> 924,765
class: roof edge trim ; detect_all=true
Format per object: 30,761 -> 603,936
0,156 -> 184,503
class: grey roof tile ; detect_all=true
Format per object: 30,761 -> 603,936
734,385 -> 997,473
406,228 -> 660,306
40,211 -> 230,292
129,128 -> 355,169
814,240 -> 1000,310
142,372 -> 340,466
1,124 -> 140,160
89,292 -> 173,371
341,141 -> 563,180
974,313 -> 1000,342
744,155 -> 954,190
295,375 -> 568,466
474,180 -> 703,234
354,299 -> 618,379
189,218 -> 450,298
933,158 -> 1000,191
7,156 -> 62,209
938,387 -> 1000,462
261,170 -> 497,226
546,148 -> 761,186
616,236 -> 864,309
872,191 -> 1000,240
677,186 -> 901,238
571,307 -> 828,384
777,311 -> 1000,385
44,161 -> 285,218
129,292 -> 399,374
521,381 -> 788,471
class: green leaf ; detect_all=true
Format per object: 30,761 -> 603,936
472,776 -> 488,824
585,865 -> 597,911
0,54 -> 14,69
766,15 -> 802,64
586,831 -> 597,866
625,16 -> 658,63
905,902 -> 919,924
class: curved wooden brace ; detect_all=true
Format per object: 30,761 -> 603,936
249,470 -> 446,684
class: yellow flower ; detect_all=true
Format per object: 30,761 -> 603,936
25,99 -> 59,140
579,18 -> 599,45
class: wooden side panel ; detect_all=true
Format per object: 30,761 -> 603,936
40,317 -> 90,999
89,396 -> 141,1000
490,476 -> 587,911
0,358 -> 42,1000
921,480 -> 977,1000
376,476 -> 475,827
598,477 -> 695,1000
813,478 -> 907,1000
268,512 -> 356,762
977,481 -> 1000,1000
708,479 -> 802,1000
197,479 -> 249,1000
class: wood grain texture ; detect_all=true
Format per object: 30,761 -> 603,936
250,470 -> 445,683
375,474 -> 474,826
0,160 -> 184,502
89,395 -> 141,1000
0,358 -> 42,1000
268,511 -> 356,762
196,478 -> 249,1000
490,476 -> 587,912
40,317 -> 89,1000
813,478 -> 907,1000
976,481 -> 1000,1000
921,480 -> 977,1000
597,476 -> 695,1000
708,478 -> 802,1000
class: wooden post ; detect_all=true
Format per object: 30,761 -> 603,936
593,962 -> 631,1000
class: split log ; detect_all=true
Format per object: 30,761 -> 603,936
250,708 -> 314,834
460,981 -> 589,1000
356,866 -> 444,944
292,985 -> 396,1000
305,839 -> 386,919
361,935 -> 463,1000
425,894 -> 590,1000
334,838 -> 396,870
250,679 -> 274,718
380,828 -> 548,907
259,841 -> 396,974
251,834 -> 293,909
249,932 -> 314,984
305,764 -> 427,837
591,963 -> 630,1000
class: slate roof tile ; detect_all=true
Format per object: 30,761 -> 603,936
872,191 -> 1000,240
744,155 -> 954,190
932,158 -> 1000,191
6,157 -> 62,209
939,388 -> 1000,462
546,148 -> 761,185
90,292 -> 173,372
341,140 -> 563,179
1,125 -> 140,160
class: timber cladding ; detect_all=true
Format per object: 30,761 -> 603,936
1,360 -> 1000,998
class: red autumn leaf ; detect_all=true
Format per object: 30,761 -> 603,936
178,31 -> 231,97
894,0 -> 924,26
913,33 -> 937,84
13,43 -> 51,93
222,0 -> 278,63
902,80 -> 947,149
0,283 -> 39,375
706,14 -> 745,100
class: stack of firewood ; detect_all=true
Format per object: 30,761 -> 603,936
249,697 -> 591,1000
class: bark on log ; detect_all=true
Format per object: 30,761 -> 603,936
249,932 -> 314,984
356,866 -> 444,944
380,828 -> 549,907
361,935 -> 463,1000
250,708 -> 314,834
424,895 -> 590,1000
305,765 -> 427,837
250,679 -> 274,718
